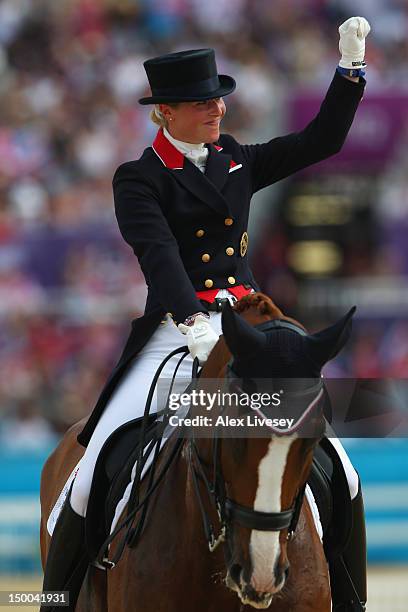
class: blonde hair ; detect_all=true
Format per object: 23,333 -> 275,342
150,103 -> 179,128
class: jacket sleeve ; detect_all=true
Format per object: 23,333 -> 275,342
113,163 -> 208,324
241,71 -> 365,193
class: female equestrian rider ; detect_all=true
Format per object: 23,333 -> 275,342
42,17 -> 371,612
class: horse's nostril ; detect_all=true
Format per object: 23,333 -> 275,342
229,563 -> 242,586
274,560 -> 290,584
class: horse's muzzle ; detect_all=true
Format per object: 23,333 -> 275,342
225,563 -> 279,610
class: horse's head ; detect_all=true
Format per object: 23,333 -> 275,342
211,293 -> 355,608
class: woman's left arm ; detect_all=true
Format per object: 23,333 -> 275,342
241,16 -> 371,193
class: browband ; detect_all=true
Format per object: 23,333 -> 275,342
255,319 -> 307,336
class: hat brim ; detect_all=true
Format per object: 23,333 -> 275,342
138,75 -> 236,105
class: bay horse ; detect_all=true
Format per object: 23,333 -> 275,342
40,293 -> 355,611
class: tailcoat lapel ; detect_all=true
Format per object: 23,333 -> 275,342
204,143 -> 231,192
173,157 -> 231,216
152,129 -> 232,217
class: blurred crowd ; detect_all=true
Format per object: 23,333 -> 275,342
1,0 -> 408,447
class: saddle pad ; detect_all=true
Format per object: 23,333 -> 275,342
305,485 -> 323,541
47,461 -> 82,536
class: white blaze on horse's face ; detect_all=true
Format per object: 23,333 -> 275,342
249,434 -> 297,594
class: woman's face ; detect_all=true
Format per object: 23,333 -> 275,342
159,97 -> 226,144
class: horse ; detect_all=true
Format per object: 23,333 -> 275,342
40,292 -> 355,611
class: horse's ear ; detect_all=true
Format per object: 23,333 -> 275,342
221,301 -> 265,357
303,306 -> 356,368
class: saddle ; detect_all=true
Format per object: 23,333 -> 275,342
85,419 -> 352,566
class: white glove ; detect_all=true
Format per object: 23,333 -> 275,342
178,314 -> 219,365
339,16 -> 371,69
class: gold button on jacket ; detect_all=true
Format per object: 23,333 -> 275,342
201,253 -> 210,262
196,229 -> 204,237
226,247 -> 234,256
228,276 -> 236,285
205,279 -> 214,288
224,218 -> 234,226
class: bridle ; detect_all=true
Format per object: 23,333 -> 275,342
188,318 -> 324,553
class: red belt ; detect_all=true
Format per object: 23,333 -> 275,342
196,285 -> 253,303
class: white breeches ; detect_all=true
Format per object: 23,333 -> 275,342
70,312 -> 359,516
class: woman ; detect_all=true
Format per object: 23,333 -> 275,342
42,17 -> 370,612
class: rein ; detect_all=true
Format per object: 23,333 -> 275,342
95,345 -> 191,569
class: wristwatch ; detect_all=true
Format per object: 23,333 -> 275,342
183,312 -> 211,327
337,65 -> 366,78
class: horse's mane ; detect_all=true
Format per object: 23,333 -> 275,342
202,292 -> 306,378
233,292 -> 306,331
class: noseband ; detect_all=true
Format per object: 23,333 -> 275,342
188,318 -> 324,553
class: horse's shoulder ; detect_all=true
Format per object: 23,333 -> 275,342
44,417 -> 86,463
66,417 -> 89,440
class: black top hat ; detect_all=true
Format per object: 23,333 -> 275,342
138,48 -> 236,105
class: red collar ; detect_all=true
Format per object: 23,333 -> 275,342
152,128 -> 238,171
152,128 -> 185,170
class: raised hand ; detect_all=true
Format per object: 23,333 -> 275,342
339,16 -> 371,70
